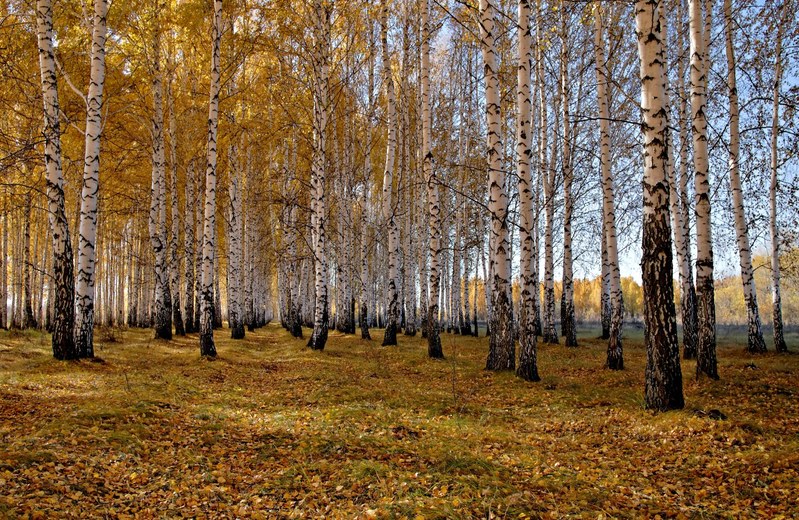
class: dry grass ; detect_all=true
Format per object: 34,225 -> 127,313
0,323 -> 797,519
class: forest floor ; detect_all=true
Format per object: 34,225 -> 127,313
1,323 -> 798,519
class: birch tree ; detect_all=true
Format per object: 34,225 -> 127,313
560,2 -> 577,347
200,0 -> 223,357
516,0 -> 540,381
74,0 -> 109,357
595,4 -> 623,370
769,1 -> 789,353
636,0 -> 684,411
36,0 -> 77,360
421,0 -> 443,358
149,28 -> 173,341
307,0 -> 331,351
690,0 -> 718,380
723,0 -> 766,353
481,0 -> 514,371
381,0 -> 400,347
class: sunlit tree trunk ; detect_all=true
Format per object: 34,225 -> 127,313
307,0 -> 331,351
36,0 -> 77,359
596,5 -> 623,369
637,0 -> 684,411
675,0 -> 699,359
769,2 -> 788,353
481,0 -> 514,370
149,26 -> 173,341
167,66 -> 185,336
421,0 -> 442,358
75,0 -> 108,356
227,143 -> 244,339
535,1 -> 556,345
690,0 -> 718,379
516,0 -> 539,381
199,0 -> 222,357
381,1 -> 400,346
723,0 -> 765,353
560,3 -> 576,347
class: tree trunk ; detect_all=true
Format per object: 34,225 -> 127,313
167,66 -> 185,336
36,0 -> 77,359
690,0 -> 718,379
380,1 -> 400,347
421,0 -> 442,358
675,0 -> 699,360
769,1 -> 788,353
184,160 -> 196,333
723,0 -> 765,353
516,0 -> 539,381
149,27 -> 173,341
596,6 -> 624,369
75,0 -> 108,356
199,0 -> 222,357
307,0 -> 331,351
560,4 -> 577,348
637,0 -> 684,411
481,0 -> 514,371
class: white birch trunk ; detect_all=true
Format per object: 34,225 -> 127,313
200,0 -> 222,357
149,28 -> 172,341
723,0 -> 765,353
770,2 -> 788,353
637,0 -> 684,411
36,0 -> 77,359
516,0 -> 539,381
308,0 -> 331,350
481,0 -> 514,370
421,0 -> 442,357
75,0 -> 108,357
596,5 -> 624,369
690,0 -> 718,379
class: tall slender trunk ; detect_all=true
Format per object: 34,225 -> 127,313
75,0 -> 108,356
596,6 -> 623,369
184,160 -> 196,333
535,1 -> 556,345
690,0 -> 718,379
381,0 -> 399,346
560,3 -> 577,347
227,144 -> 244,339
723,0 -> 765,353
637,0 -> 684,411
167,66 -> 185,336
22,195 -> 35,329
421,0 -> 442,358
675,0 -> 699,359
36,0 -> 77,359
360,26 -> 374,341
770,1 -> 788,353
307,0 -> 331,351
482,0 -> 514,370
516,0 -> 539,381
149,27 -> 173,340
199,0 -> 222,357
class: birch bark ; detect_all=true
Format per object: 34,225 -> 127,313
637,0 -> 684,411
75,0 -> 108,356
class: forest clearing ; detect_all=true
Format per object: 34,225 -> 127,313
2,0 -> 799,516
1,324 -> 798,518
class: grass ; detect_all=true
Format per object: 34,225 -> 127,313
0,323 -> 797,518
